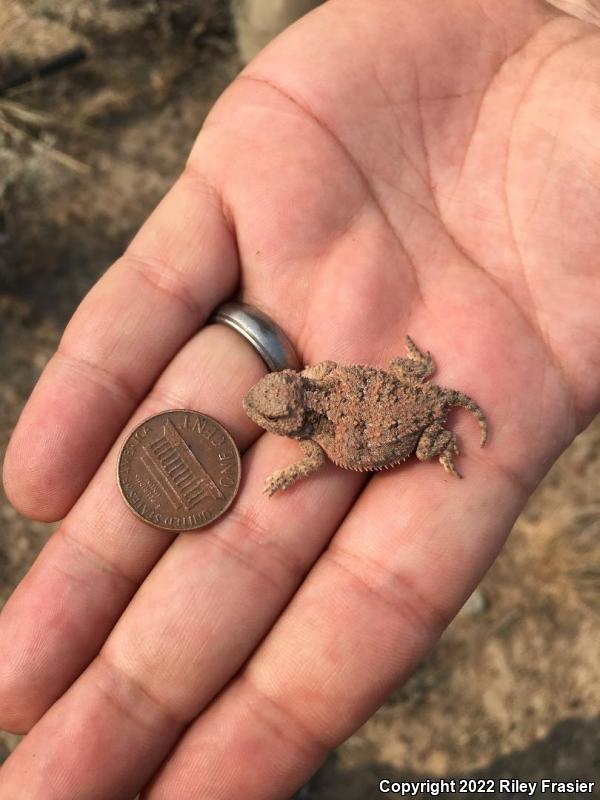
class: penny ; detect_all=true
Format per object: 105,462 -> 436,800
117,410 -> 241,531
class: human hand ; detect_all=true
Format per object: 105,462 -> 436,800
2,0 -> 599,797
545,0 -> 600,26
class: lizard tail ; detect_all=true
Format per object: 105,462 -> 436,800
444,390 -> 488,447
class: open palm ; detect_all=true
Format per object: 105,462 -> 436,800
2,1 -> 599,797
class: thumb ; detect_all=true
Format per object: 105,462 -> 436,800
544,0 -> 600,25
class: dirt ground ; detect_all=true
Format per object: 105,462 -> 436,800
1,2 -> 599,797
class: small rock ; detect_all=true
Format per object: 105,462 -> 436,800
459,587 -> 488,617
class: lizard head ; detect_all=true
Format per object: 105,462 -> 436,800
243,370 -> 306,436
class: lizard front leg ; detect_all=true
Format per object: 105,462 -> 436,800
388,336 -> 434,383
301,361 -> 337,380
264,439 -> 325,496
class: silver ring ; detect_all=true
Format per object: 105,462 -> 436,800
209,301 -> 301,372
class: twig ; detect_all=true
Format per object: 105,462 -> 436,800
0,46 -> 87,95
0,100 -> 57,127
0,98 -> 99,138
0,116 -> 91,175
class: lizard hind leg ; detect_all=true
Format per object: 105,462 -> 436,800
264,439 -> 325,496
416,423 -> 462,478
388,336 -> 434,383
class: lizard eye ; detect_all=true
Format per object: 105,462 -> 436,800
263,405 -> 289,420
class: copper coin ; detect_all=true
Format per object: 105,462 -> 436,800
117,410 -> 241,531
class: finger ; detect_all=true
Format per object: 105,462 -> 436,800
544,0 -> 600,26
0,438 -> 365,799
0,323 -> 265,733
144,455 -> 537,799
3,162 -> 238,522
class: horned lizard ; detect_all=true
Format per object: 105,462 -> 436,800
243,336 -> 488,496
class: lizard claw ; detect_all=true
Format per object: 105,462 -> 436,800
263,470 -> 289,496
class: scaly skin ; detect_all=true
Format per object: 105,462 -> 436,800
243,336 -> 488,492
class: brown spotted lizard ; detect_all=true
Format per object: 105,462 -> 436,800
243,336 -> 488,496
